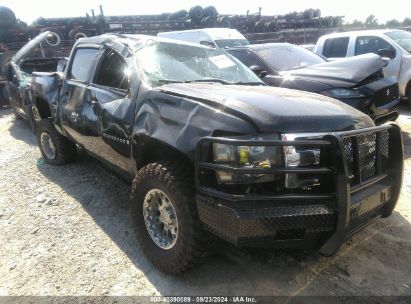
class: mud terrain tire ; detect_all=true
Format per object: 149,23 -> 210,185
130,161 -> 209,274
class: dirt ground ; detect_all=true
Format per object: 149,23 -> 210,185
0,106 -> 410,300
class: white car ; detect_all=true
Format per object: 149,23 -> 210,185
157,28 -> 250,49
314,29 -> 411,101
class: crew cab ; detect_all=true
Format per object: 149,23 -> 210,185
314,30 -> 411,103
227,43 -> 399,124
31,34 -> 403,274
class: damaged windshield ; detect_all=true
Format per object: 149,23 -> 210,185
136,40 -> 262,87
385,30 -> 411,53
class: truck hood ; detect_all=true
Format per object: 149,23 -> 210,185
281,53 -> 387,86
158,83 -> 374,133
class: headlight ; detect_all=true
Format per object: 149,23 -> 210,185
320,88 -> 365,99
282,134 -> 321,168
212,135 -> 281,184
282,133 -> 323,189
211,134 -> 326,188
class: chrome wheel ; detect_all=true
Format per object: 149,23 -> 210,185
40,132 -> 56,160
143,189 -> 178,250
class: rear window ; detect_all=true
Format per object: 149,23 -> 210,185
69,48 -> 99,82
323,37 -> 349,58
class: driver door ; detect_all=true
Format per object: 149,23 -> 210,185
85,47 -> 135,173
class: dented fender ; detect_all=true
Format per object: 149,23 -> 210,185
131,86 -> 257,167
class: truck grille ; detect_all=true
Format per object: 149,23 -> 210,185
343,129 -> 390,186
373,84 -> 399,107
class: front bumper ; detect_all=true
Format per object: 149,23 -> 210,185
195,124 -> 403,255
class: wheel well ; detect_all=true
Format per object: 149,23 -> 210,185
134,138 -> 193,171
34,97 -> 51,119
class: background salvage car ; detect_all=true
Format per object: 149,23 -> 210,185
227,43 -> 400,124
29,34 -> 403,274
315,29 -> 411,104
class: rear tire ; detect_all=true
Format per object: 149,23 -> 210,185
36,119 -> 77,165
130,161 -> 209,274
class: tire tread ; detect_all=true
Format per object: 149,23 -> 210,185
130,161 -> 211,273
36,119 -> 76,165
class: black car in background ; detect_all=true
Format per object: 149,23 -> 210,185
227,43 -> 400,125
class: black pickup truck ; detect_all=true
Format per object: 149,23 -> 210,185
30,34 -> 403,274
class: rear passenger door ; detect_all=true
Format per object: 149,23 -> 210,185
86,46 -> 135,173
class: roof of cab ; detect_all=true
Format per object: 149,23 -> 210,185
318,29 -> 401,40
227,42 -> 294,51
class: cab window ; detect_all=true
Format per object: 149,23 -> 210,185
355,36 -> 394,56
69,48 -> 99,82
323,37 -> 349,58
94,49 -> 129,91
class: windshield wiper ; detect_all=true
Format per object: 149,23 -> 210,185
157,79 -> 184,84
232,81 -> 265,86
158,78 -> 264,86
184,78 -> 232,84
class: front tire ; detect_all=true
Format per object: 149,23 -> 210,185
36,119 -> 77,165
130,161 -> 209,274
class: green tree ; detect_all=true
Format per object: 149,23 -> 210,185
403,17 -> 411,26
351,19 -> 364,27
365,14 -> 378,28
345,19 -> 364,28
386,19 -> 401,28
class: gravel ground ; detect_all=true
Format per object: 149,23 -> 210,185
0,107 -> 410,299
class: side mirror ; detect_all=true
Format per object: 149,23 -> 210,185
249,65 -> 268,78
377,48 -> 396,59
200,40 -> 215,48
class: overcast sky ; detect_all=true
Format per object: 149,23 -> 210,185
2,0 -> 409,24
